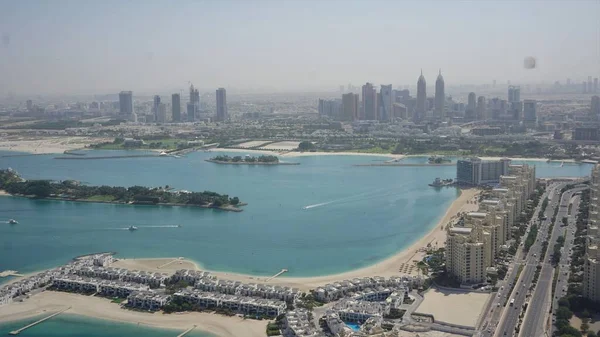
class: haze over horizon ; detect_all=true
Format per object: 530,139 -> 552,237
1,0 -> 599,96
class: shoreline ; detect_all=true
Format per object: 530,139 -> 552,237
111,188 -> 480,291
0,292 -> 266,337
205,159 -> 299,165
0,193 -> 244,212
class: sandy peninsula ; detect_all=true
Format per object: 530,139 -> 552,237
0,136 -> 111,155
113,188 -> 480,291
0,292 -> 267,337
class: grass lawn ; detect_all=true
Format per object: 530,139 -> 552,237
85,195 -> 117,202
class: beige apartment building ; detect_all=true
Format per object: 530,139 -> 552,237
584,165 -> 600,302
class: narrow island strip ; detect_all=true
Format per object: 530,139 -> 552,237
206,154 -> 299,165
0,169 -> 244,212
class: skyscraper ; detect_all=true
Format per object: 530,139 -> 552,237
153,95 -> 161,122
342,93 -> 359,121
157,103 -> 167,123
188,84 -> 200,122
416,70 -> 427,121
378,84 -> 393,121
508,85 -> 520,102
171,94 -> 181,122
523,100 -> 537,127
466,92 -> 476,120
589,76 -> 593,93
434,70 -> 445,118
119,91 -> 133,115
361,82 -> 377,120
592,96 -> 600,120
594,78 -> 599,93
216,88 -> 228,121
26,100 -> 33,112
583,82 -> 588,94
476,96 -> 486,120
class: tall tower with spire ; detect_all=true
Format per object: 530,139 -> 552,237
435,69 -> 445,119
416,70 -> 427,121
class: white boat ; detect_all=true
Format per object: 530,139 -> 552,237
8,219 -> 18,224
159,151 -> 168,156
128,226 -> 138,231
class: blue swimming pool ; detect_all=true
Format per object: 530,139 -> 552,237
345,323 -> 361,331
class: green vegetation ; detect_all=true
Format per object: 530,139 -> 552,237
524,224 -> 538,251
0,169 -> 239,209
165,280 -> 191,295
383,308 -> 406,319
297,141 -> 315,151
91,137 -> 200,151
210,155 -> 279,163
266,322 -> 280,336
111,297 -> 125,304
552,235 -> 565,265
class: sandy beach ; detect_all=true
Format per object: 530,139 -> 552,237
113,188 -> 480,291
0,292 -> 267,337
0,136 -> 111,155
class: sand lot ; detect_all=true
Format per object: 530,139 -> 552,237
417,287 -> 491,327
259,141 -> 300,150
235,140 -> 271,148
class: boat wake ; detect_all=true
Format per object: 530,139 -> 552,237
302,186 -> 403,210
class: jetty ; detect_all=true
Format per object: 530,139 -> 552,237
54,154 -> 159,160
157,257 -> 183,269
176,325 -> 197,337
265,269 -> 288,282
0,270 -> 24,278
9,306 -> 71,335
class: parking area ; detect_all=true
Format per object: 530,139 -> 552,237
417,287 -> 491,327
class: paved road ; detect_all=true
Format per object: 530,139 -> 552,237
519,187 -> 585,337
493,182 -> 570,337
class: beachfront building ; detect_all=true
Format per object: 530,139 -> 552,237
73,265 -> 169,288
53,275 -> 100,293
325,312 -> 354,336
445,227 -> 487,284
456,157 -> 511,186
173,289 -> 287,317
195,277 -> 302,302
98,280 -> 150,298
283,309 -> 320,337
127,291 -> 171,311
332,299 -> 390,322
312,276 -> 415,303
446,163 -> 536,284
584,165 -> 600,302
170,269 -> 215,285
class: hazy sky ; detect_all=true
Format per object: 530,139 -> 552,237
1,0 -> 599,95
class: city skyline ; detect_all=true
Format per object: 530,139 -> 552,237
1,0 -> 599,95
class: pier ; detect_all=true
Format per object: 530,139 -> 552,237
176,325 -> 197,337
9,306 -> 71,335
265,269 -> 288,282
0,270 -> 24,278
157,257 -> 183,269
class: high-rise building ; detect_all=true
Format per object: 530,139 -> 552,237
465,92 -> 476,120
434,70 -> 445,118
583,82 -> 588,94
523,99 -> 537,127
476,96 -> 486,120
594,78 -> 599,93
589,76 -> 593,93
188,84 -> 200,121
584,165 -> 600,302
171,94 -> 181,122
26,100 -> 33,112
508,85 -> 520,103
216,88 -> 228,121
456,157 -> 511,186
153,95 -> 161,122
318,99 -> 341,119
591,96 -> 600,120
361,82 -> 377,120
156,103 -> 167,123
416,70 -> 427,121
119,91 -> 133,115
378,85 -> 393,121
341,93 -> 359,121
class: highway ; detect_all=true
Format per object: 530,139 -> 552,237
551,193 -> 583,334
492,182 -> 570,337
519,186 -> 585,337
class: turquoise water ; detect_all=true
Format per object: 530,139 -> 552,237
346,322 -> 361,331
0,151 -> 592,279
0,314 -> 212,337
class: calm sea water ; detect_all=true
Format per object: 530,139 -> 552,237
0,314 -> 212,337
0,150 -> 593,336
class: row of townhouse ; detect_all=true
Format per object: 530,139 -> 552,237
195,278 -> 301,302
349,286 -> 405,303
325,312 -> 353,336
312,276 -> 415,302
170,269 -> 215,285
283,309 -> 321,337
332,299 -> 390,323
73,266 -> 169,288
174,289 -> 286,317
126,291 -> 170,311
0,269 -> 62,306
53,275 -> 149,297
